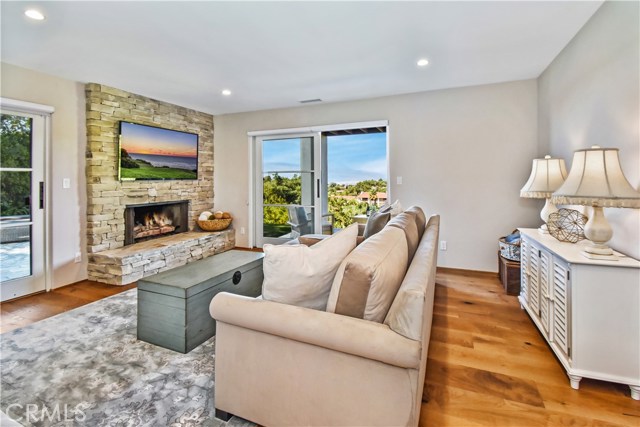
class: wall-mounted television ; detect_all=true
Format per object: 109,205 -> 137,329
118,121 -> 198,181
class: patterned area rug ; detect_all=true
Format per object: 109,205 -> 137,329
0,289 -> 254,427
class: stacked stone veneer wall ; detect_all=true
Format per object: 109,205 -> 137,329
85,83 -> 216,282
89,231 -> 235,285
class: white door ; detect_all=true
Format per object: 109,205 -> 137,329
0,110 -> 46,301
255,133 -> 322,247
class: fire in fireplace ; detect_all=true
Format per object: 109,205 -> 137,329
135,210 -> 175,239
124,200 -> 189,245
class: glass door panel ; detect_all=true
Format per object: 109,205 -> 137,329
256,135 -> 320,246
0,111 -> 46,301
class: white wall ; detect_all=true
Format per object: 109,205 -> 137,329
538,1 -> 640,260
1,62 -> 88,288
214,80 -> 541,272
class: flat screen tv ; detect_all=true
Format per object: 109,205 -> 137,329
118,121 -> 198,181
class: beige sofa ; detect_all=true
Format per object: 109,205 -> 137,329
210,212 -> 440,427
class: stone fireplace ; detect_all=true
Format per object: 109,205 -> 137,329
85,83 -> 234,285
124,200 -> 189,245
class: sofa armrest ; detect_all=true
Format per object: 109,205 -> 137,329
210,292 -> 421,369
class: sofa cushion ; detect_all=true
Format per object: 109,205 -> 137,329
406,206 -> 427,240
385,215 -> 439,340
386,212 -> 420,263
363,210 -> 390,240
262,223 -> 358,310
326,226 -> 408,322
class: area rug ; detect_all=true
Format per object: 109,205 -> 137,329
0,289 -> 254,427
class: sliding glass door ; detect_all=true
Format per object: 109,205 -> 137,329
252,123 -> 388,248
255,134 -> 321,246
0,110 -> 46,301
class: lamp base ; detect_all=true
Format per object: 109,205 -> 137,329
581,243 -> 618,261
581,207 -> 618,261
538,224 -> 550,234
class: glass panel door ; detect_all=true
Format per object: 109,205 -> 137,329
255,134 -> 321,246
0,111 -> 46,301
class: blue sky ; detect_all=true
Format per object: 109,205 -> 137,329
121,122 -> 198,158
262,133 -> 387,184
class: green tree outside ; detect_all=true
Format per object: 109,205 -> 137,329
262,174 -> 387,233
1,114 -> 32,217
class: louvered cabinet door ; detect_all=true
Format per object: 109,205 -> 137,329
539,250 -> 552,335
528,243 -> 540,318
519,238 -> 529,306
552,259 -> 570,358
518,229 -> 640,400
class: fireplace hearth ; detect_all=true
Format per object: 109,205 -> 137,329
124,201 -> 189,245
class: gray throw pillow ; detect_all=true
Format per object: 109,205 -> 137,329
363,211 -> 390,239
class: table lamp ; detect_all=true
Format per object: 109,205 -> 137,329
552,146 -> 640,260
520,155 -> 568,233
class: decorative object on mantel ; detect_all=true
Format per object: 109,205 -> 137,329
198,210 -> 233,231
547,208 -> 588,243
498,230 -> 521,262
520,155 -> 568,234
198,211 -> 213,221
198,218 -> 232,231
552,146 -> 640,260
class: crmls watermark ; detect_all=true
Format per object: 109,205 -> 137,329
6,403 -> 87,423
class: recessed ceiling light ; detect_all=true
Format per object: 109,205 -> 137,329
25,9 -> 45,20
417,58 -> 429,67
221,89 -> 232,96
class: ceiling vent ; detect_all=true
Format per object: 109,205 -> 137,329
299,98 -> 322,104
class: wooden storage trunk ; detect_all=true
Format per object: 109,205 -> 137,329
137,250 -> 264,353
498,253 -> 521,296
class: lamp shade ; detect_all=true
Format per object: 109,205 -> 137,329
520,155 -> 568,198
552,146 -> 640,208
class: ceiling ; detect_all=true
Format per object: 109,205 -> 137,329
1,1 -> 602,115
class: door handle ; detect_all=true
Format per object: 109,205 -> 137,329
317,179 -> 320,198
39,182 -> 44,209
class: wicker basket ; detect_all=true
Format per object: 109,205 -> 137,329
197,218 -> 232,231
499,236 -> 521,262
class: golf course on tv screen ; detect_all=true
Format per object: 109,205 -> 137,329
119,121 -> 198,181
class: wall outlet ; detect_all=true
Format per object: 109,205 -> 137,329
62,178 -> 71,189
74,252 -> 82,263
440,240 -> 447,251
240,227 -> 246,235
396,176 -> 403,185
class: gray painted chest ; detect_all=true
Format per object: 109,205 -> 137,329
137,249 -> 264,353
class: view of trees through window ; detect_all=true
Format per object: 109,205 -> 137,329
328,178 -> 387,228
262,131 -> 387,237
1,114 -> 32,218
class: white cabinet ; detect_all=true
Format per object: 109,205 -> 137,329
519,229 -> 640,400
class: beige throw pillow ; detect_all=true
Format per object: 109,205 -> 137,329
262,224 -> 358,310
406,206 -> 427,240
326,226 -> 409,323
387,212 -> 420,263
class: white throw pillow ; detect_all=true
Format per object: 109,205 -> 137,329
262,223 -> 358,310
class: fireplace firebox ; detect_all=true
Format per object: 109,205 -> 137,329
124,200 -> 189,245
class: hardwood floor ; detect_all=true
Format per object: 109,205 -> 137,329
421,269 -> 640,427
1,271 -> 638,425
0,280 -> 135,333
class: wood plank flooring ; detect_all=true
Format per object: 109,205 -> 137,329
0,280 -> 135,333
421,269 -> 640,427
1,271 -> 638,426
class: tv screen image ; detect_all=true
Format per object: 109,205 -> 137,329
119,121 -> 198,181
